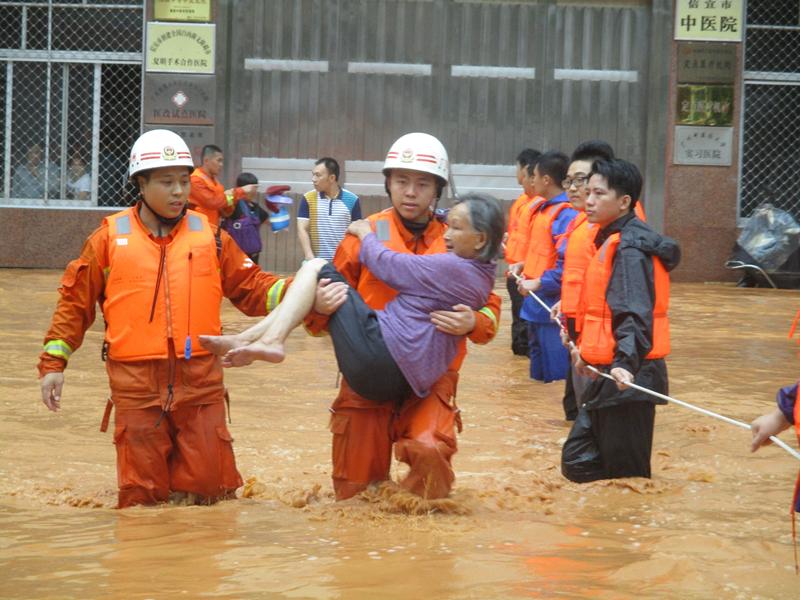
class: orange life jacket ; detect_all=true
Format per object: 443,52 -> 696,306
561,212 -> 598,318
189,167 -> 226,227
578,232 -> 670,365
506,193 -> 541,264
356,209 -> 447,309
522,201 -> 571,279
103,207 -> 222,361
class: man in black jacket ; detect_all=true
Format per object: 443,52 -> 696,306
561,159 -> 681,483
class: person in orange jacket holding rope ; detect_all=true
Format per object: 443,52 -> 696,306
561,158 -> 680,483
555,140 -> 615,420
304,132 -> 502,501
505,148 -> 542,356
37,130 -> 290,508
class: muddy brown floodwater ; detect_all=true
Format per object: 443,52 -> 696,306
1,269 -> 799,599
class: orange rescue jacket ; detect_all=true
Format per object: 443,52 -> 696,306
560,212 -> 597,318
506,193 -> 540,264
189,167 -> 233,227
103,207 -> 222,361
522,201 -> 572,279
578,232 -> 670,365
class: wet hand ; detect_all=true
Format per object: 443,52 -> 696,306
750,408 -> 791,452
574,354 -> 595,379
518,277 -> 541,295
550,300 -> 562,321
40,372 -> 64,412
430,304 -> 475,335
610,367 -> 634,391
507,262 -> 523,278
313,278 -> 348,315
347,219 -> 372,239
560,327 -> 571,348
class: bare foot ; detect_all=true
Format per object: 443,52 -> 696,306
222,340 -> 286,367
199,334 -> 248,356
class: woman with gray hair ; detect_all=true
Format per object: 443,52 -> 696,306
200,193 -> 506,404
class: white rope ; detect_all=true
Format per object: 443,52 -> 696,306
509,271 -> 800,462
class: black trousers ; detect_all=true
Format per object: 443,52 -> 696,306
561,401 -> 656,483
321,264 -> 411,403
506,276 -> 529,355
561,317 -> 578,421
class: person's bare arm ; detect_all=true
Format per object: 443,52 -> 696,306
297,219 -> 315,260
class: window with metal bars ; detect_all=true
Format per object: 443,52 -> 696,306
740,0 -> 800,219
0,1 -> 144,207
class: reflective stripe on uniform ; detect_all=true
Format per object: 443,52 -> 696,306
43,339 -> 74,361
116,215 -> 131,235
478,306 -> 498,331
188,214 -> 203,231
266,278 -> 287,313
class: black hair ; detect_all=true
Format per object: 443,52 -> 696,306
571,140 -> 615,164
452,193 -> 506,263
529,150 -> 569,184
315,157 -> 340,181
589,158 -> 642,207
236,172 -> 258,187
201,144 -> 223,161
516,148 -> 542,169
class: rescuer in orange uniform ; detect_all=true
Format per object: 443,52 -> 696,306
305,132 -> 502,501
561,158 -> 680,483
38,130 -> 290,508
556,141 -> 615,420
505,148 -> 542,356
188,144 -> 257,229
511,151 -> 576,384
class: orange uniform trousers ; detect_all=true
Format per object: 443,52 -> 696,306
328,370 -> 460,501
106,354 -> 242,508
113,401 -> 241,508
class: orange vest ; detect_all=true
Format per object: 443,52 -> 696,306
578,232 -> 670,365
561,212 -> 598,318
103,207 -> 222,361
634,202 -> 646,222
506,193 -> 538,264
356,209 -> 447,309
189,168 -> 226,227
522,201 -> 571,279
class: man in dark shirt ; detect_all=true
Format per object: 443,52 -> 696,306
561,159 -> 681,483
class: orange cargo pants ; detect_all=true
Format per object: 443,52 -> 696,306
112,402 -> 242,508
328,370 -> 460,500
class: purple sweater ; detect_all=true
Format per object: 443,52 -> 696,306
359,233 -> 496,397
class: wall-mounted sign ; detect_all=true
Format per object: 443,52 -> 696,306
674,126 -> 733,166
144,124 -> 216,166
675,0 -> 743,42
143,74 -> 216,125
146,22 -> 215,74
153,0 -> 212,22
676,84 -> 734,126
677,42 -> 737,83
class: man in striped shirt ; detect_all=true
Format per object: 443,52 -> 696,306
297,157 -> 362,261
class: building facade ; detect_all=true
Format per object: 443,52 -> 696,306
0,0 -> 797,280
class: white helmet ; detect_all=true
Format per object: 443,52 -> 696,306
129,129 -> 194,177
383,132 -> 449,184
